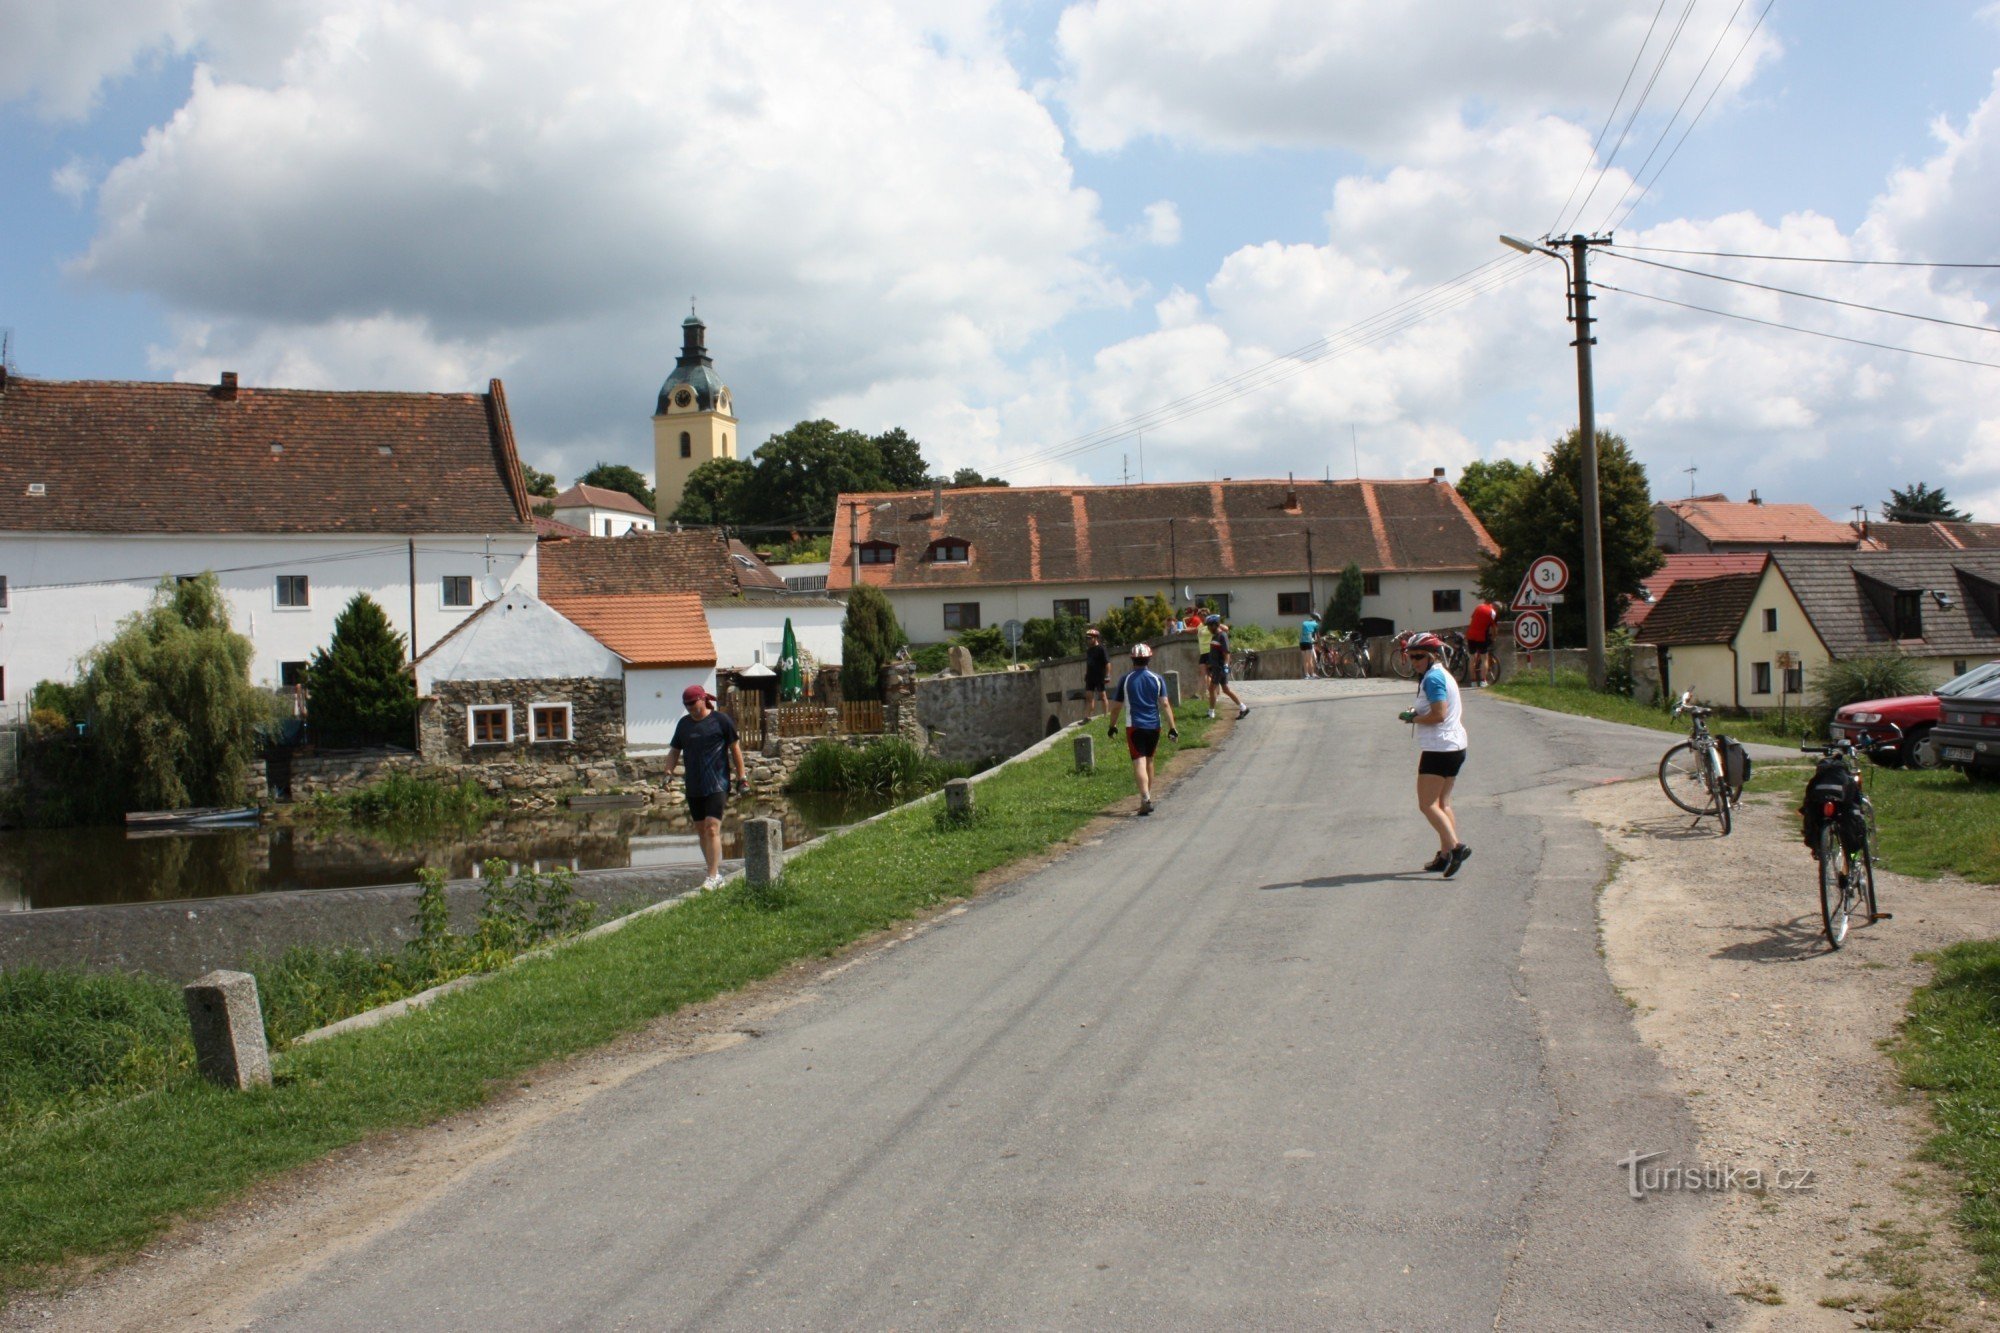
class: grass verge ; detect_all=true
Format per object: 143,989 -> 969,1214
0,712 -> 1213,1298
1492,675 -> 1820,748
1895,939 -> 2000,1293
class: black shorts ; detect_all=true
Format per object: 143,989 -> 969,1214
1084,674 -> 1108,692
1466,636 -> 1490,653
1418,749 -> 1467,778
1210,661 -> 1230,683
1126,727 -> 1160,759
687,791 -> 728,822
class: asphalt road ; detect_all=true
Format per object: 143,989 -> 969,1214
243,680 -> 1736,1331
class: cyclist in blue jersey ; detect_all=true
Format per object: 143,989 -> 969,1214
1106,641 -> 1179,816
1397,632 -> 1471,876
1299,611 -> 1321,678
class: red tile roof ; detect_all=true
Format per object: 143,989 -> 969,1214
543,593 -> 716,667
1632,571 -> 1765,646
827,478 -> 1497,591
1655,496 -> 1856,548
551,483 -> 655,518
534,514 -> 589,539
0,374 -> 532,534
1622,552 -> 1768,629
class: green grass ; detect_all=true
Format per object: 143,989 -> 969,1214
0,713 -> 1212,1297
1491,673 -> 1820,748
1745,762 -> 2000,884
1897,939 -> 2000,1293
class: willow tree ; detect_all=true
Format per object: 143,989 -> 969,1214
78,573 -> 268,812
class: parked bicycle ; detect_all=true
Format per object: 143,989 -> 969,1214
1316,628 -> 1371,679
1658,692 -> 1748,835
1799,728 -> 1898,949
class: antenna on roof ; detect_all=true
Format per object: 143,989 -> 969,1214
1682,462 -> 1698,498
1138,430 -> 1145,484
1350,425 -> 1360,479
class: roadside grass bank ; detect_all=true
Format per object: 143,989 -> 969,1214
0,712 -> 1214,1299
1492,675 -> 1819,748
1895,939 -> 2000,1290
1742,763 -> 2000,885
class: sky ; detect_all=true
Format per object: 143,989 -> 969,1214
4,0 -> 2000,525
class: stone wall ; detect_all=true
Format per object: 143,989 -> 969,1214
915,670 -> 1044,764
419,676 -> 624,766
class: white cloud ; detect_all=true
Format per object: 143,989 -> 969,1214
0,0 -> 205,118
1140,199 -> 1180,246
50,158 -> 94,205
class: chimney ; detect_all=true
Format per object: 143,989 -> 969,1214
1748,489 -> 1762,506
1432,467 -> 1447,483
1284,471 -> 1299,511
0,365 -> 8,393
215,371 -> 239,401
931,478 -> 944,517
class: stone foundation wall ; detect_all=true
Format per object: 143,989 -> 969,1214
419,676 -> 624,766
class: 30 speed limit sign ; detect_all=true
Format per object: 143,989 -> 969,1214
1513,610 -> 1549,651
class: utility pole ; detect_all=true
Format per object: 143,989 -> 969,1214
1570,233 -> 1611,692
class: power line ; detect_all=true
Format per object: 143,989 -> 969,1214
1562,0 -> 1701,235
1594,281 -> 2000,372
1608,243 -> 2000,269
1599,250 -> 2000,335
1548,0 -> 1672,237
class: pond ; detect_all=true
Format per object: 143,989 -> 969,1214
0,790 -> 901,911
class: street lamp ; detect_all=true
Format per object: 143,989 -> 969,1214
1500,232 -> 1609,690
845,497 -> 894,587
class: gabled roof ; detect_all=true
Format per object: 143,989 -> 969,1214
414,591 -> 624,687
1654,496 -> 1856,548
1863,520 -> 2000,552
1770,550 -> 2000,658
0,373 -> 532,534
551,483 -> 654,518
727,539 -> 791,593
534,513 -> 590,539
1622,553 -> 1767,629
1633,571 -> 1763,646
539,527 -> 816,604
827,478 -> 1497,591
543,593 -> 717,667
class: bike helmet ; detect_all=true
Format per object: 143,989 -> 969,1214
1130,641 -> 1153,659
1203,614 -> 1221,626
1406,632 -> 1445,656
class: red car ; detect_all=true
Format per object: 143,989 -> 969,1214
1829,660 -> 2000,768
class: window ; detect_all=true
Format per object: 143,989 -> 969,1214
279,661 -> 308,688
1892,590 -> 1924,640
1784,665 -> 1804,694
1194,593 -> 1231,620
275,574 -> 309,608
1277,592 -> 1313,616
1752,662 -> 1773,694
928,539 -> 970,563
532,704 -> 573,743
1432,589 -> 1462,614
605,519 -> 615,536
943,602 -> 981,631
1053,598 -> 1090,620
0,575 -> 9,609
1761,607 -> 1778,632
468,705 -> 512,745
679,431 -> 692,458
858,541 -> 897,565
442,575 -> 473,609
1362,573 -> 1381,597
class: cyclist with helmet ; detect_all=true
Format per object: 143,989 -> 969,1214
1106,641 -> 1179,816
1397,632 -> 1471,876
1204,614 -> 1249,720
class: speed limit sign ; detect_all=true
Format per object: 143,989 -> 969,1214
1528,555 -> 1570,596
1513,610 -> 1549,651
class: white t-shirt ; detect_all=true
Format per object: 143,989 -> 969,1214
1415,664 -> 1467,752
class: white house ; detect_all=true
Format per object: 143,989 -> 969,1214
549,483 -> 657,538
543,592 -> 719,746
0,369 -> 538,702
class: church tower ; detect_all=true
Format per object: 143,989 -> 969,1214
652,312 -> 738,521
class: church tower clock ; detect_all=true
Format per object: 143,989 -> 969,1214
652,311 -> 738,521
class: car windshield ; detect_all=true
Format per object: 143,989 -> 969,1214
1937,661 -> 2000,697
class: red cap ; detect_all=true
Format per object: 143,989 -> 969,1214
681,683 -> 717,705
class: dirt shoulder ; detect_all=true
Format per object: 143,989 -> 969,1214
1581,775 -> 2000,1330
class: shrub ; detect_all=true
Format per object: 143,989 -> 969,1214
1809,653 -> 1930,723
306,593 -> 416,747
909,643 -> 951,674
841,585 -> 906,701
954,625 -> 1007,665
786,739 -> 971,794
1098,594 -> 1173,649
1605,627 -> 1637,696
1018,614 -> 1089,662
1226,623 -> 1288,651
1324,563 -> 1365,632
308,771 -> 498,832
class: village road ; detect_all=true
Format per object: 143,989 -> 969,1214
240,679 -> 1738,1331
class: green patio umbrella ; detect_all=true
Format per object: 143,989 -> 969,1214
779,618 -> 804,701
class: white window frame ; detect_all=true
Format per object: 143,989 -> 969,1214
441,574 -> 474,609
530,702 -> 574,744
467,704 -> 514,746
275,573 -> 310,610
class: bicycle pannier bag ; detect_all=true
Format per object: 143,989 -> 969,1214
1718,736 -> 1753,791
1800,757 -> 1859,850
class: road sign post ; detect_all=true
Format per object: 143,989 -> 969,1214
1512,556 -> 1570,685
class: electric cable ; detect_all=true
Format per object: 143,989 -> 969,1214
1599,250 -> 2000,335
1548,0 -> 1673,237
1607,243 -> 2000,268
1562,0 -> 1701,235
1595,281 -> 2000,371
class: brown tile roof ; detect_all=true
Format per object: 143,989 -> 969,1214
534,514 -> 590,539
1623,553 -> 1767,629
826,478 -> 1496,591
1633,571 -> 1763,646
551,483 -> 654,518
726,539 -> 791,592
0,373 -> 532,534
539,528 -> 743,600
1771,550 -> 2000,658
543,593 -> 716,667
1655,496 -> 1857,548
1863,520 -> 2000,552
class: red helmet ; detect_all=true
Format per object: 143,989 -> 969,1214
1406,632 -> 1445,656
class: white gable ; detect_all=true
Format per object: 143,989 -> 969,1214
417,592 -> 623,689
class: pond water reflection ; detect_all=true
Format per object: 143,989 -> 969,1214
0,791 -> 899,911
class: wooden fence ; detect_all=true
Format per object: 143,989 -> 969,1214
726,701 -> 887,745
839,700 -> 886,734
726,706 -> 764,748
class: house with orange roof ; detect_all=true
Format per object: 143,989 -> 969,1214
543,592 -> 718,746
829,473 -> 1497,643
1653,492 -> 1861,555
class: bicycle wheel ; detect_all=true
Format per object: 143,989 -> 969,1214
1855,797 -> 1879,919
1483,652 -> 1506,685
1819,824 -> 1851,948
1392,641 -> 1417,679
1341,649 -> 1365,679
1658,742 -> 1710,814
1706,750 -> 1732,835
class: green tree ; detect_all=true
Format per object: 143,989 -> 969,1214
577,462 -> 655,512
948,467 -> 1009,488
306,594 -> 417,747
1456,459 -> 1534,535
75,573 -> 269,813
871,427 -> 932,490
746,421 -> 891,529
1479,429 -> 1662,644
840,584 -> 907,701
1018,614 -> 1089,661
1884,482 -> 1970,523
1323,562 -> 1365,632
1097,594 -> 1173,649
672,456 -> 756,526
521,464 -> 558,499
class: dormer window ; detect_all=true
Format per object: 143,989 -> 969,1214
927,538 -> 970,564
858,541 -> 897,566
1892,589 -> 1924,640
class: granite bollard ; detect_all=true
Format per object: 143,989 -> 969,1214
945,778 -> 974,816
1163,670 -> 1181,705
183,969 -> 272,1090
1073,732 -> 1095,773
743,817 -> 783,887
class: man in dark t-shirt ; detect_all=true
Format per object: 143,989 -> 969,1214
1083,627 -> 1110,717
665,684 -> 748,889
1203,616 -> 1249,721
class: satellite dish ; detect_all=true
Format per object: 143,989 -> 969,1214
1182,585 -> 1193,602
481,575 -> 504,601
